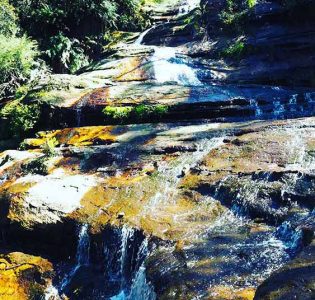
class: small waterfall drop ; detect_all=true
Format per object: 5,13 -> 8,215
43,224 -> 90,299
44,285 -> 60,300
152,47 -> 202,86
134,26 -> 156,45
133,0 -> 201,86
128,264 -> 156,300
110,234 -> 156,300
178,0 -> 200,15
60,224 -> 90,291
119,225 -> 135,287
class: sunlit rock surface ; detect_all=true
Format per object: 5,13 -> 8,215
0,117 -> 314,299
0,0 -> 314,299
0,252 -> 53,299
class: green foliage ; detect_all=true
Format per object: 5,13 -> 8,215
10,0 -> 147,72
41,137 -> 58,156
134,104 -> 168,119
0,100 -> 40,137
247,0 -> 256,8
218,0 -> 255,32
0,34 -> 40,97
46,33 -> 89,74
103,104 -> 168,123
103,106 -> 133,121
0,0 -> 18,36
221,40 -> 246,60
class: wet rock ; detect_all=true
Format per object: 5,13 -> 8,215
254,240 -> 315,300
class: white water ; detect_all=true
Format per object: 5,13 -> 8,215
44,285 -> 60,300
145,137 -> 224,211
128,264 -> 156,300
134,26 -> 156,45
120,225 -> 135,287
178,0 -> 200,15
152,47 -> 202,86
134,0 -> 201,86
111,235 -> 156,300
43,224 -> 90,299
60,224 -> 90,291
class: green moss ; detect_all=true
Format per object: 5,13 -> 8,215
134,104 -> 168,119
41,137 -> 58,156
247,0 -> 256,8
221,40 -> 246,60
103,104 -> 168,123
103,106 -> 133,122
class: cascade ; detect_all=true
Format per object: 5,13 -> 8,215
134,0 -> 202,86
134,26 -> 156,45
119,225 -> 135,288
110,233 -> 156,300
43,224 -> 90,299
275,222 -> 303,255
59,224 -> 90,291
250,98 -> 262,117
151,47 -> 202,86
44,285 -> 60,300
178,0 -> 200,15
144,137 -> 224,211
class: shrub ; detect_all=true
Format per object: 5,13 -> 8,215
218,0 -> 255,32
41,137 -> 58,156
221,40 -> 246,60
247,0 -> 256,8
0,34 -> 40,97
103,104 -> 168,123
0,100 -> 41,137
0,0 -> 18,36
10,0 -> 147,72
46,33 -> 89,74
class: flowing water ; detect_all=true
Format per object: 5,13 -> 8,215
59,224 -> 90,292
151,47 -> 202,86
43,1 -> 314,298
144,137 -> 224,212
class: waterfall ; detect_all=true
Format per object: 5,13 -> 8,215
44,285 -> 60,300
134,26 -> 156,45
178,0 -> 200,15
145,137 -> 224,211
152,47 -> 202,86
250,99 -> 262,117
273,100 -> 285,117
60,224 -> 90,291
128,264 -> 156,300
133,0 -> 201,86
276,221 -> 303,255
119,225 -> 135,287
75,108 -> 82,127
110,235 -> 156,300
43,224 -> 90,299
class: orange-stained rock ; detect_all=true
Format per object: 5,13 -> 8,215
0,252 -> 53,300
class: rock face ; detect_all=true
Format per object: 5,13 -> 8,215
0,0 -> 314,299
0,252 -> 53,300
199,0 -> 315,86
0,117 -> 315,299
254,240 -> 315,300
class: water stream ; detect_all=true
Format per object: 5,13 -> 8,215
43,1 -> 314,298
